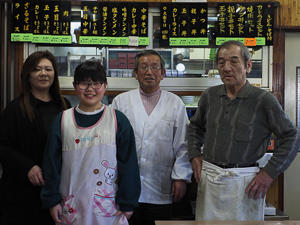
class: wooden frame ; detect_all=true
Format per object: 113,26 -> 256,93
296,66 -> 300,127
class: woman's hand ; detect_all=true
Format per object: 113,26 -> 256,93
27,165 -> 45,186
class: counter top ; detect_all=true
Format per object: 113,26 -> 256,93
155,221 -> 299,225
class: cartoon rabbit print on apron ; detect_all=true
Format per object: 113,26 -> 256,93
93,160 -> 118,217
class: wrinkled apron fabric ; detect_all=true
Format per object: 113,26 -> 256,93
195,161 -> 264,221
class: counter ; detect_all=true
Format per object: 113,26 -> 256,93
155,221 -> 299,225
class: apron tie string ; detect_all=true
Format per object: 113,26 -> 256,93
203,166 -> 239,181
213,169 -> 239,181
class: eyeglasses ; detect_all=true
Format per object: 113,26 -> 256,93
139,66 -> 161,72
76,82 -> 104,90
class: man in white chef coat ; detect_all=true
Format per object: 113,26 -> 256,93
112,49 -> 192,225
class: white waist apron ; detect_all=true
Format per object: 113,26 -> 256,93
195,161 -> 264,221
59,106 -> 128,225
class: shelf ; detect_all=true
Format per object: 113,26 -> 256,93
106,48 -> 173,76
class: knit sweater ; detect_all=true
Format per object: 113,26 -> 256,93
187,80 -> 300,179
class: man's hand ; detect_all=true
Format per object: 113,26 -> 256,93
50,204 -> 63,224
27,165 -> 45,186
245,169 -> 274,200
172,180 -> 187,202
191,156 -> 204,183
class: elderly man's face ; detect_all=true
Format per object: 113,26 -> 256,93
217,44 -> 252,90
134,54 -> 165,94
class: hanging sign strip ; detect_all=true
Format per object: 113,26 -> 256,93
217,4 -> 228,37
129,4 -> 138,37
32,1 -> 41,34
236,4 -> 246,37
160,3 -> 170,47
80,2 -> 92,44
98,2 -> 111,45
51,1 -> 60,35
228,4 -> 237,37
60,2 -> 72,43
37,2 -> 52,43
110,3 -> 120,45
32,1 -> 46,43
12,1 -> 23,35
217,3 -> 238,37
87,2 -> 101,44
50,1 -> 63,43
120,3 -> 129,45
170,4 -> 180,43
128,3 -> 141,46
262,2 -> 274,45
32,1 -> 43,43
23,1 -> 32,35
179,4 -> 189,39
245,4 -> 257,38
170,3 -> 189,46
138,3 -> 149,46
189,3 -> 208,46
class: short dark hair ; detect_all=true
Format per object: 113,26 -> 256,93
134,50 -> 165,72
74,60 -> 107,83
216,40 -> 251,68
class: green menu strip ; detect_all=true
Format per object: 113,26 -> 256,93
110,37 -> 120,45
88,37 -> 100,45
216,37 -> 245,45
255,37 -> 266,46
169,38 -> 181,46
120,37 -> 129,45
32,35 -> 51,43
216,37 -> 265,46
79,36 -> 90,44
170,38 -> 209,46
139,37 -> 149,46
99,37 -> 110,45
11,33 -> 33,42
50,35 -> 72,44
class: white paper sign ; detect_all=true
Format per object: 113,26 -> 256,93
129,36 -> 139,46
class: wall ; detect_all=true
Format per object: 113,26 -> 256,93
284,32 -> 300,220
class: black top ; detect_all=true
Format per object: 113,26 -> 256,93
0,94 -> 71,225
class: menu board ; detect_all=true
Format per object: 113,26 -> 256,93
61,2 -> 71,36
160,3 -> 208,47
12,0 -> 71,43
11,1 -> 33,42
216,3 -> 274,46
79,2 -> 148,46
11,1 -> 274,46
135,3 -> 148,45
